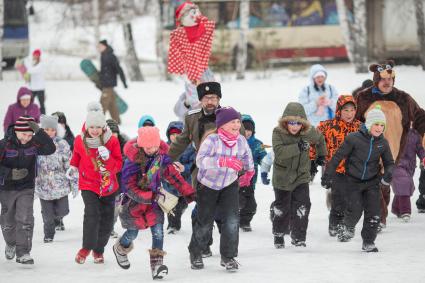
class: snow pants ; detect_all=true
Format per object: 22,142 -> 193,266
40,196 -> 69,238
0,189 -> 34,257
100,87 -> 120,124
329,174 -> 346,228
344,177 -> 381,244
416,168 -> 425,210
392,195 -> 411,216
239,184 -> 257,227
271,183 -> 311,242
32,90 -> 46,114
81,190 -> 116,254
189,181 -> 239,259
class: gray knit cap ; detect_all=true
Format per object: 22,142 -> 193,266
40,114 -> 59,130
85,102 -> 106,128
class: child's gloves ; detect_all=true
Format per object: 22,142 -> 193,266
66,166 -> 78,180
239,170 -> 255,187
218,156 -> 243,171
27,121 -> 40,134
98,146 -> 110,161
298,140 -> 310,152
261,172 -> 270,185
11,168 -> 28,180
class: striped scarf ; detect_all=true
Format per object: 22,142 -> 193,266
218,128 -> 239,148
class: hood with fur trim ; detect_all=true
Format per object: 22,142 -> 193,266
278,102 -> 311,135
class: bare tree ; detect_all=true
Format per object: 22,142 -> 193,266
93,0 -> 100,46
336,0 -> 368,73
415,0 -> 425,70
0,0 -> 3,81
236,0 -> 249,80
152,0 -> 170,80
120,0 -> 143,81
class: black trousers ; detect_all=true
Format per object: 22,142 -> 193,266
329,174 -> 346,228
239,184 -> 257,226
344,177 -> 381,244
272,183 -> 311,241
32,90 -> 45,114
189,181 -> 239,259
416,168 -> 425,210
167,196 -> 188,230
81,190 -> 116,254
40,196 -> 69,238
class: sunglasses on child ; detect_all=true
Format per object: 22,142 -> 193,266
287,121 -> 302,126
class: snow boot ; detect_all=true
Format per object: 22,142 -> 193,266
75,248 -> 90,264
328,224 -> 337,237
362,242 -> 379,253
44,236 -> 53,243
5,245 -> 16,260
240,224 -> 252,232
220,256 -> 239,272
337,225 -> 354,242
291,239 -> 307,247
274,234 -> 285,249
167,227 -> 179,234
190,252 -> 204,270
55,219 -> 65,231
401,214 -> 411,223
113,240 -> 133,269
93,252 -> 104,264
16,254 -> 34,265
149,249 -> 168,279
201,246 -> 212,258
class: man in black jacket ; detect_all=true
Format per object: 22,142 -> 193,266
0,116 -> 56,264
97,40 -> 128,124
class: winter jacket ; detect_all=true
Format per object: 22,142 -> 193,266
392,129 -> 425,196
241,115 -> 267,188
100,46 -> 127,88
324,125 -> 394,184
119,140 -> 194,230
3,87 -> 41,132
261,151 -> 274,174
316,95 -> 361,174
35,137 -> 78,200
0,129 -> 56,191
272,102 -> 327,191
196,133 -> 254,191
298,64 -> 338,126
70,130 -> 123,197
356,86 -> 425,163
25,59 -> 45,91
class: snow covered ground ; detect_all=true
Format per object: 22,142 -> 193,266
0,63 -> 425,282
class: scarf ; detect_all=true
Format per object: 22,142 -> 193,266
83,128 -> 113,149
218,128 -> 239,148
184,22 -> 206,43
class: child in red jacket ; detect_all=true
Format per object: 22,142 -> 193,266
67,102 -> 123,264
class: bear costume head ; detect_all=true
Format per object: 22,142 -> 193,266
369,60 -> 396,87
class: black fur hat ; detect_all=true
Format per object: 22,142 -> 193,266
197,82 -> 222,100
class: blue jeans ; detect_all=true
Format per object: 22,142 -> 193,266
120,223 -> 164,250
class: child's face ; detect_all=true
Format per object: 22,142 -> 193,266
314,75 -> 326,87
88,126 -> 103,138
20,98 -> 31,108
287,121 -> 302,135
170,133 -> 178,143
370,123 -> 385,137
143,146 -> 159,156
44,128 -> 57,138
244,130 -> 253,139
340,104 -> 356,123
221,119 -> 241,136
15,131 -> 33,144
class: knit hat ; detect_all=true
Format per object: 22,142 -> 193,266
137,126 -> 161,148
99,39 -> 108,47
369,60 -> 396,87
40,114 -> 58,130
175,1 -> 196,23
14,116 -> 36,132
32,49 -> 41,57
197,82 -> 222,100
85,102 -> 106,128
51,111 -> 67,124
106,119 -> 120,134
365,105 -> 386,131
215,107 -> 241,129
138,115 -> 156,128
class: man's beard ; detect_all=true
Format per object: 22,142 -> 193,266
203,105 -> 217,115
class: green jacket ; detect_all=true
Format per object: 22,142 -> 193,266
272,102 -> 327,191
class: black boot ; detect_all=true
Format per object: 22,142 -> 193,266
274,234 -> 285,249
190,252 -> 204,270
220,256 -> 239,272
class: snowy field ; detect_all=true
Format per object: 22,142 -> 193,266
0,64 -> 425,282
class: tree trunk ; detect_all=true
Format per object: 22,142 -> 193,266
336,0 -> 368,73
93,0 -> 100,48
0,0 -> 3,81
123,22 -> 144,81
236,0 -> 249,80
352,0 -> 368,73
152,0 -> 170,80
415,0 -> 425,70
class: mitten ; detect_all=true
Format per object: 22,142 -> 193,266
261,172 -> 270,185
218,156 -> 243,171
11,168 -> 28,180
298,140 -> 310,152
98,146 -> 110,161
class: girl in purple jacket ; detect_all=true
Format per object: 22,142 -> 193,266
391,128 -> 425,222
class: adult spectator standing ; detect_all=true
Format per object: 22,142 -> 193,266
25,49 -> 46,114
